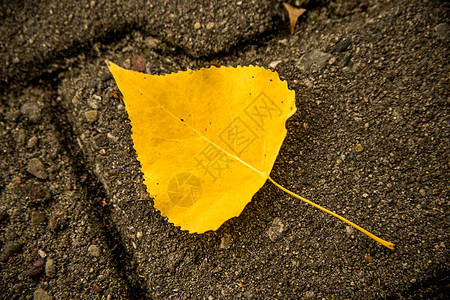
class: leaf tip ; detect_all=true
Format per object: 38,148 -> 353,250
105,59 -> 113,68
105,60 -> 122,77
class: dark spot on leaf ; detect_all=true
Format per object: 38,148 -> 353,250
181,119 -> 184,122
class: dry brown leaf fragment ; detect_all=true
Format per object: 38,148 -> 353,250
283,2 -> 306,35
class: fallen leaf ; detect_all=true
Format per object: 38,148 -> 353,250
107,61 -> 395,250
283,3 -> 306,35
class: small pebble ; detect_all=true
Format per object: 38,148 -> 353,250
34,259 -> 45,268
434,23 -> 448,39
131,55 -> 147,72
99,73 -> 112,81
17,130 -> 26,146
88,98 -> 100,109
85,110 -> 98,123
419,189 -> 426,197
269,60 -> 282,69
4,242 -> 23,256
26,266 -> 43,278
206,22 -> 215,30
328,56 -> 336,65
31,211 -> 46,225
267,217 -> 285,242
21,102 -> 42,122
362,193 -> 369,198
5,110 -> 21,122
345,226 -> 355,235
355,144 -> 364,152
194,22 -> 201,30
220,234 -> 233,249
332,39 -> 352,52
364,254 -> 374,263
93,283 -> 103,293
88,244 -> 101,257
94,133 -> 108,147
297,49 -> 332,71
122,59 -> 131,69
343,54 -> 352,67
38,249 -> 47,258
304,291 -> 315,299
303,122 -> 309,130
27,158 -> 48,179
9,176 -> 21,187
33,288 -> 52,300
45,258 -> 57,277
107,132 -> 118,141
27,136 -> 38,148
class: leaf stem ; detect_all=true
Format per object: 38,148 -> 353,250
268,177 -> 395,250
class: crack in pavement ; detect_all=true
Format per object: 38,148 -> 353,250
46,80 -> 148,299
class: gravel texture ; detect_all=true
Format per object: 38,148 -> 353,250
1,0 -> 285,90
1,0 -> 448,299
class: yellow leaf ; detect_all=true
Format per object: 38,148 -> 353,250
107,61 -> 395,250
283,2 -> 307,35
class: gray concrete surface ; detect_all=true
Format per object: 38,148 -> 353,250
1,0 -> 448,299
